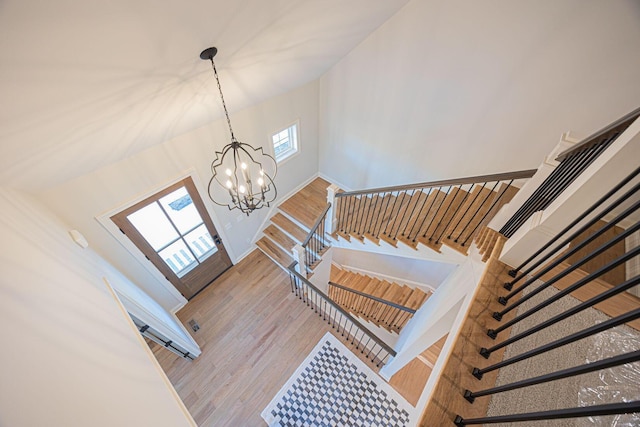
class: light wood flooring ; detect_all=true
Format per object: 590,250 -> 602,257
151,249 -> 424,425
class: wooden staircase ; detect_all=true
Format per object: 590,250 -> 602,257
328,265 -> 431,334
334,180 -> 521,256
256,178 -> 332,272
257,173 -> 530,274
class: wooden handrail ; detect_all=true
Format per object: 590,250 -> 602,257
335,169 -> 537,198
555,106 -> 640,162
328,281 -> 416,313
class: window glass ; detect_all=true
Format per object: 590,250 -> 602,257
127,202 -> 179,250
184,224 -> 217,261
272,123 -> 298,162
159,240 -> 197,277
159,187 -> 201,234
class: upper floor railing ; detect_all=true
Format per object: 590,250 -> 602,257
500,107 -> 640,238
454,166 -> 640,426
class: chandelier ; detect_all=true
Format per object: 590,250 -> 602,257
200,47 -> 277,215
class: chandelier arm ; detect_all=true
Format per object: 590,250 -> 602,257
235,143 -> 277,175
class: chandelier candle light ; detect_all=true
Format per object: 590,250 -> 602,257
200,47 -> 277,215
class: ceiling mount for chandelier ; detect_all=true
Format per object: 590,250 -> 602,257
200,47 -> 277,215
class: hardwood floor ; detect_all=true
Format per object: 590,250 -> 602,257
153,250 -> 334,426
152,249 -> 417,425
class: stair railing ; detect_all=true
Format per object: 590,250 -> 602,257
453,167 -> 640,426
499,107 -> 640,238
288,263 -> 396,367
332,170 -> 536,250
301,202 -> 331,271
328,281 -> 416,332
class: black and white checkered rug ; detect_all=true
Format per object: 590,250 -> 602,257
262,332 -> 413,426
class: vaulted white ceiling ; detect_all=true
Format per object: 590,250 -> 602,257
0,0 -> 409,190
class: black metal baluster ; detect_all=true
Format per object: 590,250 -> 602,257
473,308 -> 640,379
455,401 -> 640,426
489,243 -> 640,338
499,200 -> 640,303
501,140 -> 612,237
449,182 -> 485,240
346,196 -> 355,235
407,187 -> 437,243
393,189 -> 416,239
402,189 -> 429,239
500,148 -> 592,237
375,192 -> 393,238
504,172 -> 640,287
369,192 -> 385,236
384,191 -> 403,236
338,196 -> 347,233
384,191 -> 404,238
460,179 -> 514,246
361,336 -> 373,354
351,196 -> 362,236
440,183 -> 471,242
480,274 -> 640,358
455,181 -> 499,243
465,351 -> 640,403
423,186 -> 451,239
361,193 -> 375,236
433,185 -> 463,243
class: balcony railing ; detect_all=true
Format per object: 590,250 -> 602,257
454,166 -> 640,425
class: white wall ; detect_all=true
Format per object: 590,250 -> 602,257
0,187 -> 194,427
39,81 -> 319,311
318,0 -> 640,190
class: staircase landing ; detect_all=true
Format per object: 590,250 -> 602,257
279,177 -> 331,229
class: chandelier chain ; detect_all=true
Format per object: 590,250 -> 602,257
209,58 -> 236,142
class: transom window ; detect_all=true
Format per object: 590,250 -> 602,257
126,186 -> 217,277
272,122 -> 298,163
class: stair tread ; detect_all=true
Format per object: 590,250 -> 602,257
271,212 -> 308,243
263,224 -> 296,253
278,178 -> 331,229
405,288 -> 429,310
256,237 -> 294,270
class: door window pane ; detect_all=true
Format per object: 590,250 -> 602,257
127,202 -> 179,250
159,187 -> 202,234
159,240 -> 197,277
184,224 -> 217,261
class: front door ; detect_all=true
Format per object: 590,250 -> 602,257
111,177 -> 232,299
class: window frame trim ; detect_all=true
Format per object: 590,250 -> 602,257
270,119 -> 300,165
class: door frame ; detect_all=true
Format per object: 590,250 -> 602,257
96,170 -> 237,312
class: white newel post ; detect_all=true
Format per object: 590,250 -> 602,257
292,244 -> 306,276
326,184 -> 340,234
